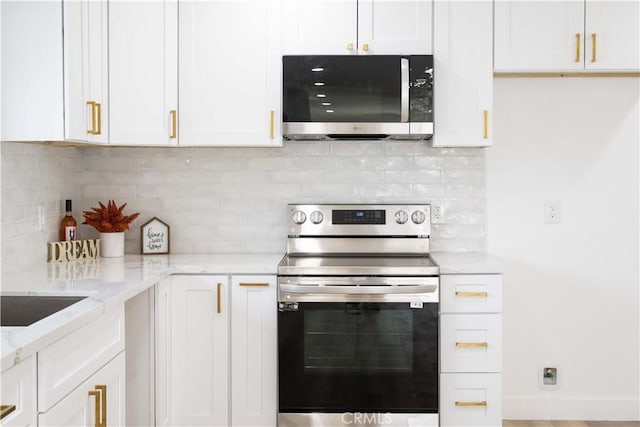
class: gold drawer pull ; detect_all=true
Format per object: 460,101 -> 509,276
0,405 -> 16,420
456,342 -> 488,348
96,385 -> 106,427
591,33 -> 597,62
87,101 -> 97,134
455,291 -> 488,297
269,110 -> 275,139
95,103 -> 102,135
347,43 -> 354,51
575,33 -> 581,62
88,390 -> 101,427
483,110 -> 488,139
217,283 -> 222,314
170,110 -> 177,138
239,282 -> 270,287
362,43 -> 369,51
455,401 -> 487,407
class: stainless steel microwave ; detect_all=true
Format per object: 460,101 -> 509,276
282,55 -> 433,141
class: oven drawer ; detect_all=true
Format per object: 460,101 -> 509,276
440,275 -> 502,314
440,314 -> 502,373
440,373 -> 502,427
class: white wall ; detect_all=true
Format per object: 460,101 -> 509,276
488,78 -> 639,420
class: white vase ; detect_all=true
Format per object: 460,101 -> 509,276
100,232 -> 125,258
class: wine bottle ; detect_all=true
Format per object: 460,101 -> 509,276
59,199 -> 77,241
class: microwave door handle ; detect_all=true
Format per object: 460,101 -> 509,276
400,58 -> 409,123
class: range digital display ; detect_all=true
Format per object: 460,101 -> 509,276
332,209 -> 385,225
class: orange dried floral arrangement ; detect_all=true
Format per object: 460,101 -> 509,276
82,200 -> 140,233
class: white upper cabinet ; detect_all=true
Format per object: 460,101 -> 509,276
585,1 -> 640,71
433,0 -> 493,147
1,1 -> 64,141
495,0 -> 640,72
282,0 -> 432,55
64,0 -> 109,143
282,0 -> 358,54
179,0 -> 282,146
109,0 -> 178,145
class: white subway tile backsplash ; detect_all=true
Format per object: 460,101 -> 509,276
2,140 -> 486,273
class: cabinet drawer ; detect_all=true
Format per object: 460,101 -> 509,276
440,275 -> 502,313
38,306 -> 125,412
0,356 -> 37,426
440,373 -> 502,427
440,314 -> 502,373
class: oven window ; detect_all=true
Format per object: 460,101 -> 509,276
279,302 -> 438,414
304,304 -> 413,374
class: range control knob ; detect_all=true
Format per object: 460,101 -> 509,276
291,210 -> 307,224
394,210 -> 408,224
411,210 -> 426,224
310,211 -> 324,224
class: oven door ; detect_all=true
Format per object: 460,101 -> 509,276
277,277 -> 439,426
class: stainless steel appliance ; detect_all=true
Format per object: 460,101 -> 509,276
277,204 -> 439,427
282,56 -> 433,140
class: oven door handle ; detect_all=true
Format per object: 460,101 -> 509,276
279,284 -> 437,295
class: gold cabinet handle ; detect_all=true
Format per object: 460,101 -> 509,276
95,103 -> 102,135
87,101 -> 97,134
170,110 -> 177,139
347,43 -> 354,51
456,342 -> 488,348
216,282 -> 222,314
239,282 -> 270,287
591,33 -> 597,62
362,43 -> 369,52
0,405 -> 16,420
455,401 -> 487,407
483,110 -> 488,139
96,385 -> 106,427
455,291 -> 488,297
269,110 -> 274,139
575,33 -> 581,62
88,390 -> 101,427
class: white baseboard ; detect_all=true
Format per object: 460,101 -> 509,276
503,397 -> 640,420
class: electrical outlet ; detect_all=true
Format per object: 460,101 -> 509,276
431,204 -> 444,223
544,200 -> 562,224
539,366 -> 560,390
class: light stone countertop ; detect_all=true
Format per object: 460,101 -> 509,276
1,253 -> 284,371
430,252 -> 504,274
0,251 -> 502,371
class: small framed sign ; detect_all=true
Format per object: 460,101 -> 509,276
141,217 -> 170,255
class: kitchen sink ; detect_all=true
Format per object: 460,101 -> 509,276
0,295 -> 88,327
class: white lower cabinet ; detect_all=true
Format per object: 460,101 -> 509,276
440,373 -> 502,427
440,274 -> 503,427
0,356 -> 37,426
157,274 -> 277,427
38,352 -> 126,427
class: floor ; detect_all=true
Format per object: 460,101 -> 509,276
504,422 -> 640,427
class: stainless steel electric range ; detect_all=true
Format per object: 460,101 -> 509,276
277,204 -> 440,427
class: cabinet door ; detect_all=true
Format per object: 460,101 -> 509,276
231,276 -> 277,426
282,0 -> 358,55
179,0 -> 282,146
155,278 -> 171,427
440,373 -> 502,427
440,314 -> 502,373
494,1 -> 584,71
585,0 -> 640,71
433,0 -> 492,147
38,352 -> 125,427
0,0 -> 64,141
170,275 -> 229,426
109,0 -> 178,145
64,0 -> 109,143
358,0 -> 432,54
0,357 -> 37,427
